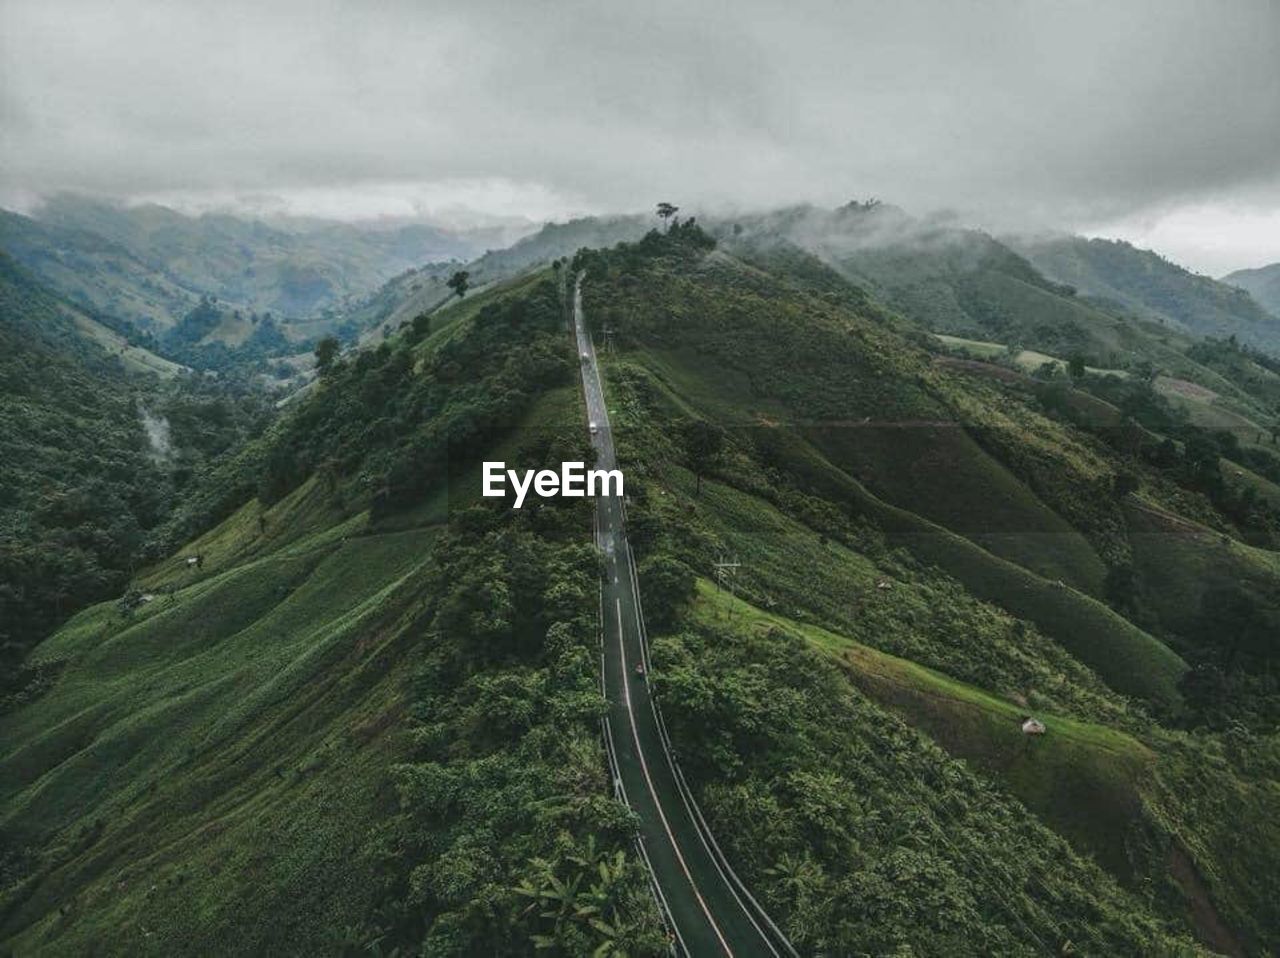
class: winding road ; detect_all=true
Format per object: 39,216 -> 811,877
573,276 -> 796,958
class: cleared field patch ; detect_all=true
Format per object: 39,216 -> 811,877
1124,499 -> 1280,646
68,310 -> 187,378
752,425 -> 1187,710
806,417 -> 1108,594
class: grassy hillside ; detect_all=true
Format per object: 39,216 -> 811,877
0,255 -> 271,678
8,216 -> 1279,956
721,205 -> 1280,431
688,583 -> 1279,956
580,231 -> 1189,711
650,595 -> 1206,955
579,225 -> 1279,952
1,269 -> 665,956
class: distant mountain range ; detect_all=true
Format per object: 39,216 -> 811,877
6,194 -> 1279,391
0,194 -> 512,330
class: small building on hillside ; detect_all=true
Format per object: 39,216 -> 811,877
1020,715 -> 1047,736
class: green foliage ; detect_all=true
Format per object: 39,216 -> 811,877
376,505 -> 664,955
313,334 -> 340,375
9,204 -> 1280,957
409,310 -> 433,342
259,277 -> 572,515
677,416 -> 725,495
636,554 -> 695,630
583,243 -> 1187,712
447,269 -> 471,299
576,234 -> 1280,949
652,621 -> 1198,955
0,256 -> 269,680
1,275 -> 663,956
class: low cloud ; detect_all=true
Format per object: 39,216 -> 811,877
2,0 -> 1277,269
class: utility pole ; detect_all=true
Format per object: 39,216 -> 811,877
602,325 -> 617,354
713,555 -> 741,595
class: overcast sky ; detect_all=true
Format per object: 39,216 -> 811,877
2,0 -> 1278,274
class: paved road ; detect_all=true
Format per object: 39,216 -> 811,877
573,276 -> 794,958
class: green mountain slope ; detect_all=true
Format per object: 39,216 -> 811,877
688,584 -> 1275,957
0,210 -> 199,331
0,254 -> 269,682
581,230 -> 1195,710
1013,235 -> 1280,354
34,195 -> 482,319
0,270 -> 666,956
578,226 -> 1280,952
7,223 -> 1280,956
1223,262 -> 1280,318
344,215 -> 651,345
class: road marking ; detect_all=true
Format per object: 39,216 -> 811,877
621,543 -> 782,956
582,276 -> 786,957
616,597 -> 734,957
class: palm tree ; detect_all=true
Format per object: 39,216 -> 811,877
513,839 -> 638,956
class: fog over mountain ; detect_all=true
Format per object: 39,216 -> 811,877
2,0 -> 1278,273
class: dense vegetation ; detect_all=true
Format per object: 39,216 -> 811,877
579,225 -> 1280,954
0,256 -> 271,691
372,487 -> 664,955
0,270 -> 667,955
5,208 -> 1280,956
258,275 -> 574,514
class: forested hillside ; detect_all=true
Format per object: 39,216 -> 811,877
0,255 -> 270,694
1224,262 -> 1280,319
577,225 -> 1280,953
13,195 -> 484,321
0,271 -> 666,956
4,220 -> 1279,956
